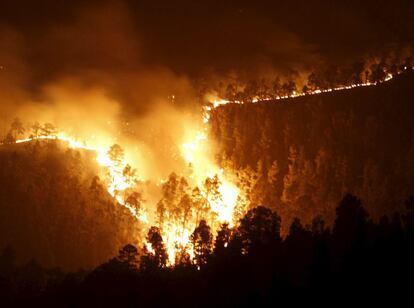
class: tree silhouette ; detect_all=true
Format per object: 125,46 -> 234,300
332,194 -> 369,269
333,194 -> 368,241
214,223 -> 232,256
174,246 -> 192,267
117,244 -> 139,269
10,118 -> 25,139
238,206 -> 281,252
284,218 -> 313,286
141,227 -> 168,270
191,220 -> 213,267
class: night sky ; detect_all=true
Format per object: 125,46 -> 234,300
0,0 -> 413,80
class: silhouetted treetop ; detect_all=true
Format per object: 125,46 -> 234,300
238,206 -> 281,251
117,244 -> 139,270
191,220 -> 213,267
140,227 -> 168,271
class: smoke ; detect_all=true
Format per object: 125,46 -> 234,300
1,1 -> 413,266
0,0 -> 412,192
0,1 -> 200,174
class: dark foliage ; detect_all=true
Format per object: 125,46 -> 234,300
210,70 -> 414,232
0,194 -> 413,306
0,141 -> 139,270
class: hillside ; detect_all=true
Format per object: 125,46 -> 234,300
210,70 -> 414,231
0,140 -> 140,270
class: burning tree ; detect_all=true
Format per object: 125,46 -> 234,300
40,123 -> 57,137
122,164 -> 137,186
10,118 -> 25,139
191,187 -> 204,226
125,191 -> 143,214
178,193 -> 193,239
30,121 -> 41,138
2,118 -> 25,144
203,175 -> 221,227
108,144 -> 124,167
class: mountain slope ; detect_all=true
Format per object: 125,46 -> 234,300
0,140 -> 140,270
210,71 -> 414,231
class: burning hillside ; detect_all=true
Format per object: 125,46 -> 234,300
210,69 -> 414,232
1,66 -> 412,268
0,140 -> 140,270
1,1 -> 414,305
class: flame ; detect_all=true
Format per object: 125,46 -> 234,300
15,133 -> 149,224
164,224 -> 195,265
158,93 -> 244,265
163,66 -> 412,264
3,65 -> 411,267
216,178 -> 239,224
204,67 -> 412,108
181,132 -> 207,163
184,104 -> 241,207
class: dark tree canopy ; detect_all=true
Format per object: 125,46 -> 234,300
238,206 -> 281,251
191,220 -> 213,267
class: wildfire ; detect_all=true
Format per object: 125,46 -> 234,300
8,120 -> 241,267
163,67 -> 411,264
11,123 -> 242,266
181,132 -> 207,163
204,70 -> 408,108
159,94 -> 244,265
1,65 -> 411,267
16,133 -> 149,224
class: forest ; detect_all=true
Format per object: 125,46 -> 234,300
1,194 -> 414,305
0,141 -> 140,270
0,61 -> 413,306
1,0 -> 414,305
210,68 -> 414,232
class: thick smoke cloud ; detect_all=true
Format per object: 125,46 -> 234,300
0,0 -> 413,171
0,2 -> 201,186
0,2 -> 196,111
2,1 -> 413,83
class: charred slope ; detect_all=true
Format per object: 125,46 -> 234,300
210,71 -> 414,231
0,141 -> 139,271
